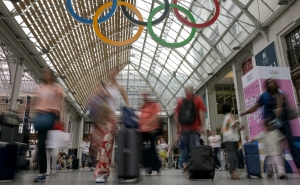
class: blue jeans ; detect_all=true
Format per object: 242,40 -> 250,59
181,131 -> 201,163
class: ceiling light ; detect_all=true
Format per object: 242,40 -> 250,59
42,49 -> 50,54
233,46 -> 241,50
278,0 -> 290,5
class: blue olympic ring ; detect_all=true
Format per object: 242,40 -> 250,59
66,0 -> 117,25
269,70 -> 279,75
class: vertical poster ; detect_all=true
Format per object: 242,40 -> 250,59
242,58 -> 253,75
257,67 -> 300,173
242,68 -> 263,139
242,66 -> 300,173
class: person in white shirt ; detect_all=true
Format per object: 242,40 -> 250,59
81,135 -> 90,168
208,130 -> 221,169
251,121 -> 287,179
158,138 -> 168,169
221,104 -> 245,180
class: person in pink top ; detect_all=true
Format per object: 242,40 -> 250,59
33,67 -> 65,182
139,92 -> 161,175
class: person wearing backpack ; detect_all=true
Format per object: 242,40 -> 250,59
174,85 -> 206,177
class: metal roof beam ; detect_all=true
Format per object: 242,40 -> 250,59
130,63 -> 169,116
232,0 -> 269,41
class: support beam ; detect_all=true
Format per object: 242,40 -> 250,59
9,60 -> 23,110
232,60 -> 245,143
232,0 -> 269,41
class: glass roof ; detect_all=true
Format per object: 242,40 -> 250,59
2,0 -> 281,115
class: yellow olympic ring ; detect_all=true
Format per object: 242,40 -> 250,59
93,1 -> 144,47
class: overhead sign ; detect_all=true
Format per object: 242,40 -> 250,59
255,42 -> 278,67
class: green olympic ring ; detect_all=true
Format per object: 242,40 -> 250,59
147,4 -> 196,48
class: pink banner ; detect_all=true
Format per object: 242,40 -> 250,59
243,79 -> 263,139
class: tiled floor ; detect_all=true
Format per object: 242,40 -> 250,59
3,169 -> 300,185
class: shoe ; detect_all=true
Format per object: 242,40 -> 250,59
52,170 -> 56,174
91,167 -> 95,171
45,172 -> 50,176
279,175 -> 288,179
267,174 -> 272,178
34,175 -> 46,182
151,171 -> 158,176
95,174 -> 107,183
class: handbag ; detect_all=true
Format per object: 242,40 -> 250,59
268,118 -> 282,130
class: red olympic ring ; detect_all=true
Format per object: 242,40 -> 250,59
172,0 -> 220,28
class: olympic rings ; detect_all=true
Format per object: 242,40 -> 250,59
67,0 -> 221,48
121,0 -> 170,26
148,4 -> 196,48
172,0 -> 220,28
269,70 -> 280,75
93,1 -> 144,47
66,0 -> 117,25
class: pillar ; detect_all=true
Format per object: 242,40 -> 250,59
77,117 -> 84,167
205,86 -> 211,131
232,61 -> 245,142
167,118 -> 172,147
9,60 -> 23,110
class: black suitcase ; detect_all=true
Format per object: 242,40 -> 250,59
0,142 -> 18,180
72,158 -> 79,170
117,128 -> 141,182
188,145 -> 215,181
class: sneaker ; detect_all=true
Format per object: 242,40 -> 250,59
151,171 -> 158,176
91,167 -> 95,171
34,175 -> 46,182
279,175 -> 288,179
45,172 -> 50,176
52,170 -> 56,174
95,174 -> 107,183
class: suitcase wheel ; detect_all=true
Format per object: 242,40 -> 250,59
247,175 -> 251,179
258,175 -> 262,178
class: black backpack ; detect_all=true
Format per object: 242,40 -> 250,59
178,97 -> 197,125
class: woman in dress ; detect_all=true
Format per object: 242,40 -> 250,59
91,67 -> 129,183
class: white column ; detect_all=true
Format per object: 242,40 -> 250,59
232,61 -> 245,143
9,60 -> 23,110
205,86 -> 211,131
77,118 -> 84,166
167,118 -> 172,147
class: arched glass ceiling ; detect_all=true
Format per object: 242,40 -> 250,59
3,0 -> 281,115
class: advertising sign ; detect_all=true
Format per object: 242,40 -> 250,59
255,42 -> 278,67
242,66 -> 300,173
242,58 -> 253,75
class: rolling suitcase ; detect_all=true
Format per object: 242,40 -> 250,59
0,142 -> 18,180
188,145 -> 215,181
244,141 -> 261,178
72,158 -> 79,170
117,128 -> 141,182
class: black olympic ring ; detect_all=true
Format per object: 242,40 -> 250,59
121,0 -> 170,26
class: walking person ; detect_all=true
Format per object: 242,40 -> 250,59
241,78 -> 300,174
139,92 -> 162,175
250,121 -> 287,179
33,67 -> 65,182
91,67 -> 129,183
208,130 -> 221,170
174,85 -> 206,178
81,135 -> 90,169
221,104 -> 245,180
